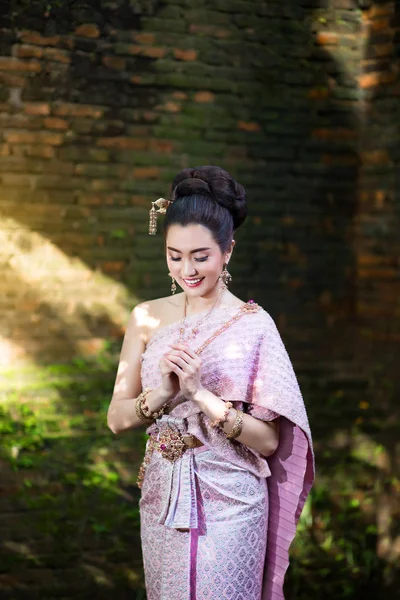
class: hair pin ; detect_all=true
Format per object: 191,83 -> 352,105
149,197 -> 171,235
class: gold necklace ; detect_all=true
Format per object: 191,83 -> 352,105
178,285 -> 226,344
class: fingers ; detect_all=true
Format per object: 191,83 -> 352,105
166,352 -> 196,372
168,344 -> 201,365
163,357 -> 181,375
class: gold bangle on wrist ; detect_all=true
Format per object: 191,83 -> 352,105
135,389 -> 153,422
226,409 -> 244,440
136,388 -> 168,422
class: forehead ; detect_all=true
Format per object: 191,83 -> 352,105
166,224 -> 217,249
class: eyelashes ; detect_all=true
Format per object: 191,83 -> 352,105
170,257 -> 208,262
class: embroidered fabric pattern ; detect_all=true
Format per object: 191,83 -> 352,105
139,305 -> 314,600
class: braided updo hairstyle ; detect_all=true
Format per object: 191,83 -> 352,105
163,165 -> 247,253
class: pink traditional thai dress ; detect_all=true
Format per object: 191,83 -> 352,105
139,302 -> 314,600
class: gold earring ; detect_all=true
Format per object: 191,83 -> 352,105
219,264 -> 232,287
169,274 -> 177,295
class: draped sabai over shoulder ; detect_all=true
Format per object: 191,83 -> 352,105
139,303 -> 314,600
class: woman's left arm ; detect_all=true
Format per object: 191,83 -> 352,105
165,343 -> 280,457
194,387 -> 280,457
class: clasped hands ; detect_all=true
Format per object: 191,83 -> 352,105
160,342 -> 203,401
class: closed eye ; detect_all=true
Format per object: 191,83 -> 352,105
170,257 -> 208,262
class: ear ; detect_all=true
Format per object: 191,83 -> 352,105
225,239 -> 235,264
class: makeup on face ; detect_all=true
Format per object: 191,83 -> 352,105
166,225 -> 225,295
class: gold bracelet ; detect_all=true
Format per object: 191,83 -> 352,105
226,409 -> 244,440
137,388 -> 168,421
135,389 -> 153,422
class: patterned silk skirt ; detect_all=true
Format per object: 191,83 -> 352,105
139,444 -> 269,600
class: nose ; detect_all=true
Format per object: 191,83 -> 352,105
180,258 -> 198,278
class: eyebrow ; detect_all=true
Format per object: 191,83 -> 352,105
167,246 -> 211,254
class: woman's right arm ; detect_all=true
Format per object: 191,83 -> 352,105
107,304 -> 173,434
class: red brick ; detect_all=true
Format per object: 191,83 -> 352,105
215,29 -> 232,39
0,57 -> 41,72
53,102 -> 105,118
312,128 -> 357,140
149,139 -> 174,153
238,121 -> 260,132
162,101 -> 181,112
141,46 -> 166,59
4,131 -> 64,145
77,194 -> 103,206
172,91 -> 188,100
19,31 -> 61,46
141,112 -> 157,122
133,33 -> 155,45
374,42 -> 394,58
132,167 -> 160,179
0,73 -> 26,87
365,2 -> 395,18
42,48 -> 71,64
75,24 -> 100,39
369,18 -> 392,31
13,44 -> 43,59
315,31 -> 338,46
1,173 -> 34,186
194,91 -> 215,103
308,87 -> 330,99
359,71 -> 396,88
360,150 -> 391,165
43,117 -> 69,130
174,48 -> 197,61
25,145 -> 56,159
189,24 -> 214,35
24,102 -> 51,116
97,137 -> 147,150
102,56 -> 126,70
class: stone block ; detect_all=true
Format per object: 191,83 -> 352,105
42,48 -> 71,64
24,102 -> 50,116
18,31 -> 61,46
193,90 -> 216,104
97,137 -> 147,150
174,48 -> 198,61
25,145 -> 55,159
102,55 -> 126,70
13,44 -> 43,59
53,103 -> 106,118
0,57 -> 41,72
4,131 -> 64,145
74,24 -> 100,39
43,117 -> 69,130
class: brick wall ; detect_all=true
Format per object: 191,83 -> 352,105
0,0 -> 399,596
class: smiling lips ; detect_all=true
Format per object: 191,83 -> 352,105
183,277 -> 205,287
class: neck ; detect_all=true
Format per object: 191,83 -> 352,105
185,283 -> 226,315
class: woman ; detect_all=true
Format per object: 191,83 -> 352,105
107,166 -> 314,600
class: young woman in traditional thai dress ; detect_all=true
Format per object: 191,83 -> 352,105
107,166 -> 314,600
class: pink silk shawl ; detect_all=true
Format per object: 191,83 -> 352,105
140,304 -> 315,599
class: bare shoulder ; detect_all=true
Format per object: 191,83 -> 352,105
132,293 -> 185,343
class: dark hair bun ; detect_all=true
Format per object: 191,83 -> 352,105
171,165 -> 247,230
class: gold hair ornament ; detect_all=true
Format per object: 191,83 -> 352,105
149,197 -> 172,235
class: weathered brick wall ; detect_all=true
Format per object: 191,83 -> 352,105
0,0 -> 399,596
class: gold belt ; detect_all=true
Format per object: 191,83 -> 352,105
154,430 -> 203,462
137,429 -> 203,489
